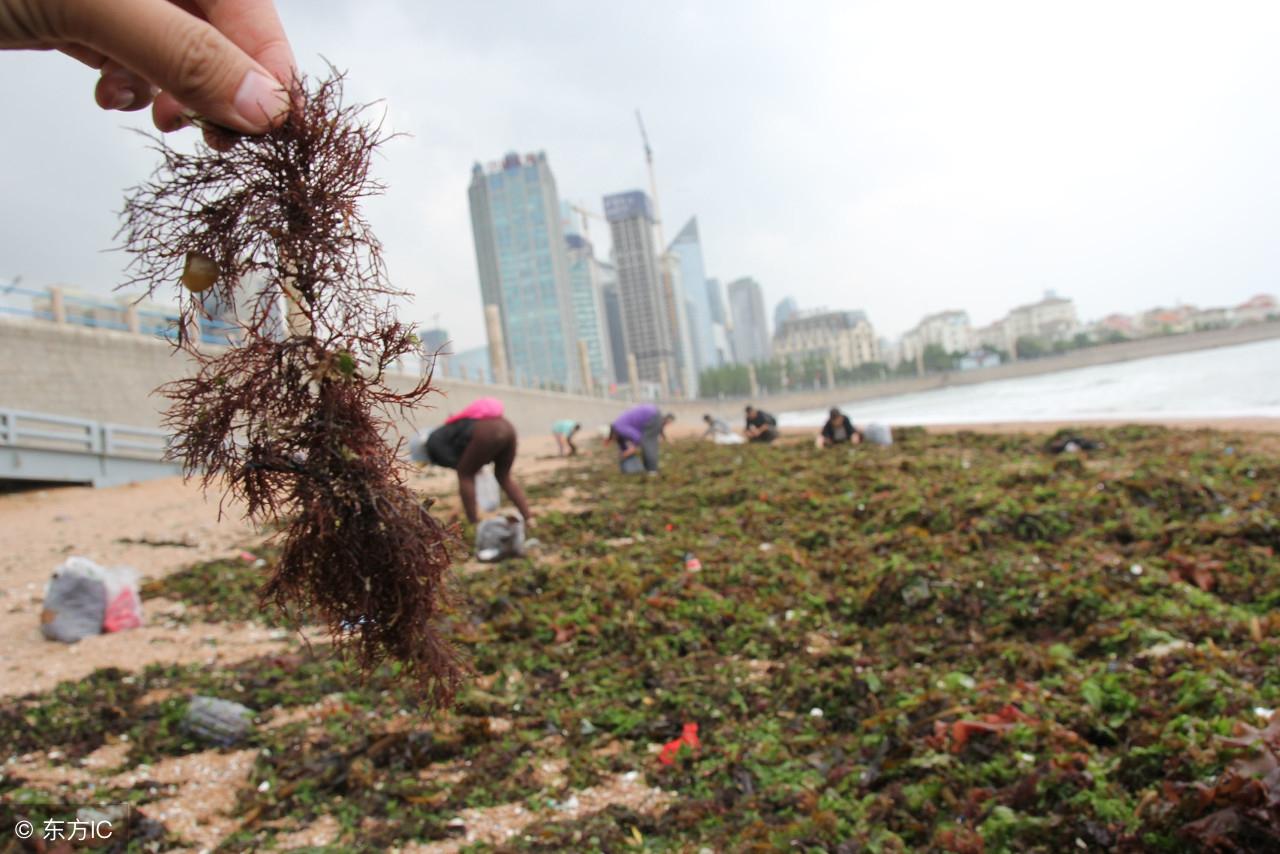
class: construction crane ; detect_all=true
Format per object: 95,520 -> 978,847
635,110 -> 665,249
568,203 -> 607,239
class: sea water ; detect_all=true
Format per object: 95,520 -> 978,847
780,337 -> 1280,428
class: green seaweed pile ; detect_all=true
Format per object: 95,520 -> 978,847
3,425 -> 1279,852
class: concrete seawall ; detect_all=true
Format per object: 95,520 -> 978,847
0,318 -> 634,440
671,321 -> 1280,423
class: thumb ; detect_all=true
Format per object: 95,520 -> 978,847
65,0 -> 290,134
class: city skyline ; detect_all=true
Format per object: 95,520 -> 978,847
2,1 -> 1279,351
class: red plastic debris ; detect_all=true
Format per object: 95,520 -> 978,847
932,705 -> 1037,753
658,722 -> 700,765
103,588 -> 142,633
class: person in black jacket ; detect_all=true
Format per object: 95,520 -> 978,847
820,408 -> 863,447
744,405 -> 779,443
419,416 -> 533,525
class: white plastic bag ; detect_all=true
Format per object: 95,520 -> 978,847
476,466 -> 501,513
865,423 -> 893,446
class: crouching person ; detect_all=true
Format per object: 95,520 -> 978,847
744,405 -> 779,443
820,407 -> 864,447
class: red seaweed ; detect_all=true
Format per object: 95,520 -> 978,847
118,71 -> 464,706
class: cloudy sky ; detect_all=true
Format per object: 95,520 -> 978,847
2,1 -> 1278,348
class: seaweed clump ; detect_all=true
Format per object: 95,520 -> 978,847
118,72 -> 463,706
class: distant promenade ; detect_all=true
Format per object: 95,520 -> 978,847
671,321 -> 1280,421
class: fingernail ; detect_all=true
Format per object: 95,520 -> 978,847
110,90 -> 135,110
233,70 -> 290,132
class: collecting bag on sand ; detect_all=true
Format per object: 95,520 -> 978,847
620,454 -> 646,475
475,516 -> 526,562
40,556 -> 144,642
865,423 -> 893,446
41,557 -> 107,643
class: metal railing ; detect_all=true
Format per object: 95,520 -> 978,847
0,409 -> 177,487
0,409 -> 169,460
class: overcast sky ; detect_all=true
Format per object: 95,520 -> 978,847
2,1 -> 1278,348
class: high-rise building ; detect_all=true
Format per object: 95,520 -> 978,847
564,233 -> 615,388
704,277 -> 733,365
417,326 -> 450,376
774,297 -> 799,330
604,190 -> 677,391
468,152 -> 581,390
727,277 -> 770,364
418,327 -> 450,355
599,271 -> 626,385
660,256 -> 698,397
667,218 -> 716,377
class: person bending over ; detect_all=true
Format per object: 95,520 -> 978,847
551,419 -> 581,456
416,406 -> 533,526
702,413 -> 732,438
606,404 -> 675,473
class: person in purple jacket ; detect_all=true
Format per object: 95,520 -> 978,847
605,404 -> 675,474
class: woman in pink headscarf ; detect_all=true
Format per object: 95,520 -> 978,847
412,398 -> 532,525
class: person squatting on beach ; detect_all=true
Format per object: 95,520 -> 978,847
414,398 -> 534,526
744,405 -> 779,443
551,419 -> 581,456
702,414 -> 731,438
703,413 -> 745,445
820,407 -> 864,447
606,404 -> 675,474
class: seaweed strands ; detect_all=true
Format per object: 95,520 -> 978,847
118,71 -> 463,706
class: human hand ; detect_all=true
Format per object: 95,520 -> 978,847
1,0 -> 294,147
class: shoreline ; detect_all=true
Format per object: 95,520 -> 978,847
660,415 -> 1280,445
918,415 -> 1280,435
672,321 -> 1280,418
